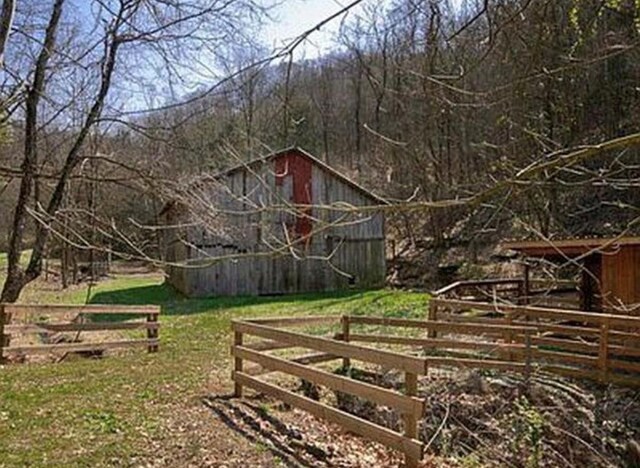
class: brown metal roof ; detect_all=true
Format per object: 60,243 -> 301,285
502,236 -> 640,256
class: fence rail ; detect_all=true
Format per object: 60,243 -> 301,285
232,315 -> 543,467
432,277 -> 581,309
232,306 -> 640,466
428,297 -> 640,386
0,303 -> 160,361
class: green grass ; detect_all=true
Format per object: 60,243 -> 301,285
0,249 -> 32,268
0,274 -> 428,467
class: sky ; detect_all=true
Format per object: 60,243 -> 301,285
262,0 -> 464,58
262,0 -> 381,58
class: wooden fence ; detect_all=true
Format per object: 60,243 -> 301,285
231,315 -> 540,468
432,277 -> 581,309
428,298 -> 640,386
0,303 -> 160,361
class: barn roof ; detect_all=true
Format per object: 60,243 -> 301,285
217,147 -> 388,205
159,147 -> 388,216
502,236 -> 640,256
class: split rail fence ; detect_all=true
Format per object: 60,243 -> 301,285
0,303 -> 160,361
428,297 -> 640,386
232,305 -> 640,467
231,315 -> 541,468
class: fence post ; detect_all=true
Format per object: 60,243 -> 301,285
233,327 -> 244,397
505,314 -> 514,361
147,310 -> 159,353
598,320 -> 610,384
524,330 -> 532,390
404,372 -> 419,468
427,302 -> 437,339
0,304 -> 6,364
341,315 -> 351,369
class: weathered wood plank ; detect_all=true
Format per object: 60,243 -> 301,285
234,346 -> 424,415
430,298 -> 640,328
349,316 -> 537,334
232,320 -> 428,374
1,304 -> 160,315
6,322 -> 158,334
348,334 -> 527,351
4,339 -> 159,354
246,316 -> 340,327
233,372 -> 424,461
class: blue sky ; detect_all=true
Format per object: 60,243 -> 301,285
263,0 -> 382,57
263,0 -> 464,58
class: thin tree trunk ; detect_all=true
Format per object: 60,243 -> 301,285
0,0 -> 16,68
1,0 -> 65,302
2,2 -> 121,302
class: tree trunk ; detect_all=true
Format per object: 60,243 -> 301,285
1,0 -> 65,303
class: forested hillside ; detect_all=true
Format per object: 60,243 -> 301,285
1,0 -> 640,297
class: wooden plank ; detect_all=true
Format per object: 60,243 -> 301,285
529,336 -> 598,354
404,372 -> 419,468
608,358 -> 640,373
533,349 -> 597,366
233,372 -> 424,461
5,322 -> 158,333
234,330 -> 243,397
234,346 -> 424,415
247,352 -> 339,376
4,339 -> 158,354
233,320 -> 428,374
1,304 -> 160,315
425,356 -> 528,373
606,344 -> 640,358
246,315 -> 340,327
349,316 -> 536,334
438,314 -> 639,343
292,352 -> 339,365
244,340 -> 293,352
348,334 -> 526,352
432,279 -> 524,297
0,304 -> 6,363
341,315 -> 351,368
430,298 -> 640,328
147,311 -> 159,353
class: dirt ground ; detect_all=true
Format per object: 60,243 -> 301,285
139,367 -> 640,468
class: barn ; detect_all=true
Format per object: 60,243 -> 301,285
160,147 -> 387,297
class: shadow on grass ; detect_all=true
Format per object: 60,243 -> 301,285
202,394 -> 332,467
89,281 -> 381,319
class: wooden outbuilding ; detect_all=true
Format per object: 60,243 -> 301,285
160,147 -> 387,297
503,236 -> 640,313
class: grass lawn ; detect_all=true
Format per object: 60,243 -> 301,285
0,274 -> 427,467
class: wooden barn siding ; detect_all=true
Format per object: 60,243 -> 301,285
181,153 -> 385,297
601,245 -> 640,310
161,206 -> 191,296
